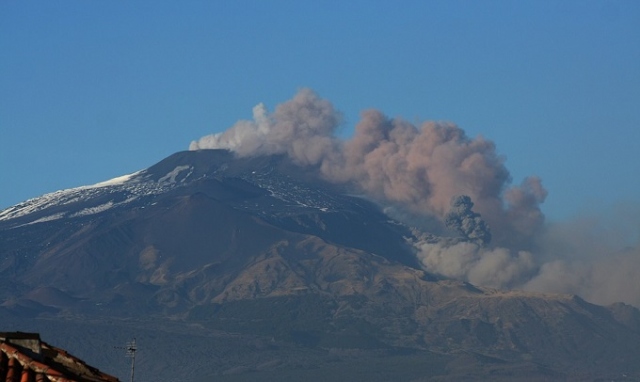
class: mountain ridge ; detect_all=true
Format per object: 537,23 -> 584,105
1,149 -> 639,381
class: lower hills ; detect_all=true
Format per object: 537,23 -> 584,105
0,150 -> 638,381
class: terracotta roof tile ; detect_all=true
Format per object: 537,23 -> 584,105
0,332 -> 119,382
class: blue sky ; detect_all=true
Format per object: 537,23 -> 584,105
1,1 -> 639,221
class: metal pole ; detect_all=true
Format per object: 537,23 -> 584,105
128,338 -> 137,382
114,338 -> 138,382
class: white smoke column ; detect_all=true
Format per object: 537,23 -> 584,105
190,88 -> 341,166
189,103 -> 271,155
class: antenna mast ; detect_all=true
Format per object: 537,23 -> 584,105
126,338 -> 137,382
115,338 -> 137,382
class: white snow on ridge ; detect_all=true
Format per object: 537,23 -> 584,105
0,190 -> 75,222
158,166 -> 191,185
69,201 -> 115,218
0,167 -> 198,224
86,170 -> 143,188
0,171 -> 143,223
25,212 -> 66,225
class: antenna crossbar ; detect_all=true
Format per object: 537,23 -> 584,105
114,338 -> 137,382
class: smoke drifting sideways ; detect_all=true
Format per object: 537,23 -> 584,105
191,89 -> 545,243
190,89 -> 640,308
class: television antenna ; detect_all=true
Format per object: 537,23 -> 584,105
115,338 -> 137,382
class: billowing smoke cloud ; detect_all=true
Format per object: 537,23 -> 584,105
523,248 -> 640,308
191,89 -> 640,307
413,206 -> 640,307
190,89 -> 340,167
416,240 -> 535,289
191,89 -> 545,246
522,211 -> 640,307
444,195 -> 492,245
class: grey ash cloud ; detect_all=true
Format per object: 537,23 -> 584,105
190,89 -> 545,246
444,195 -> 492,245
190,89 -> 640,307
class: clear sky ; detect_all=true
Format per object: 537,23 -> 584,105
1,1 -> 639,221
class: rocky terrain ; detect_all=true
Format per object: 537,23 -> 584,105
1,149 -> 639,381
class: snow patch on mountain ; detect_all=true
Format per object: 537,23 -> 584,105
239,170 -> 339,213
87,171 -> 143,188
1,157 -> 351,227
158,165 -> 192,185
25,212 -> 67,225
0,171 -> 143,223
69,201 -> 116,218
0,168 -> 197,225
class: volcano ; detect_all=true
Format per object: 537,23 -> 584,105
1,149 -> 639,381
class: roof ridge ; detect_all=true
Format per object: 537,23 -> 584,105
0,333 -> 119,382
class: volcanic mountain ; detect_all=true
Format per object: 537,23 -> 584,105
1,149 -> 639,381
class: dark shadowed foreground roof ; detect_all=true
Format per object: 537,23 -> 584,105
0,332 -> 118,382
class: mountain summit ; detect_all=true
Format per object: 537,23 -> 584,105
1,149 -> 639,381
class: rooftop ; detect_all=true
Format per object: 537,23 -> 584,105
0,332 -> 119,382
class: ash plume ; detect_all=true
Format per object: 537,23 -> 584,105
413,207 -> 640,307
416,240 -> 536,289
522,210 -> 640,307
444,195 -> 491,245
191,89 -> 545,246
190,89 -> 340,167
191,89 -> 640,307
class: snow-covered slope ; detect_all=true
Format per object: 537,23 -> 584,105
0,167 -> 194,228
1,171 -> 140,223
0,149 -> 369,230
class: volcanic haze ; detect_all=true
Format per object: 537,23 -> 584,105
191,89 -> 640,308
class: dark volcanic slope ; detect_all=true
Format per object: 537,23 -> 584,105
1,149 -> 640,382
0,150 -> 417,308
